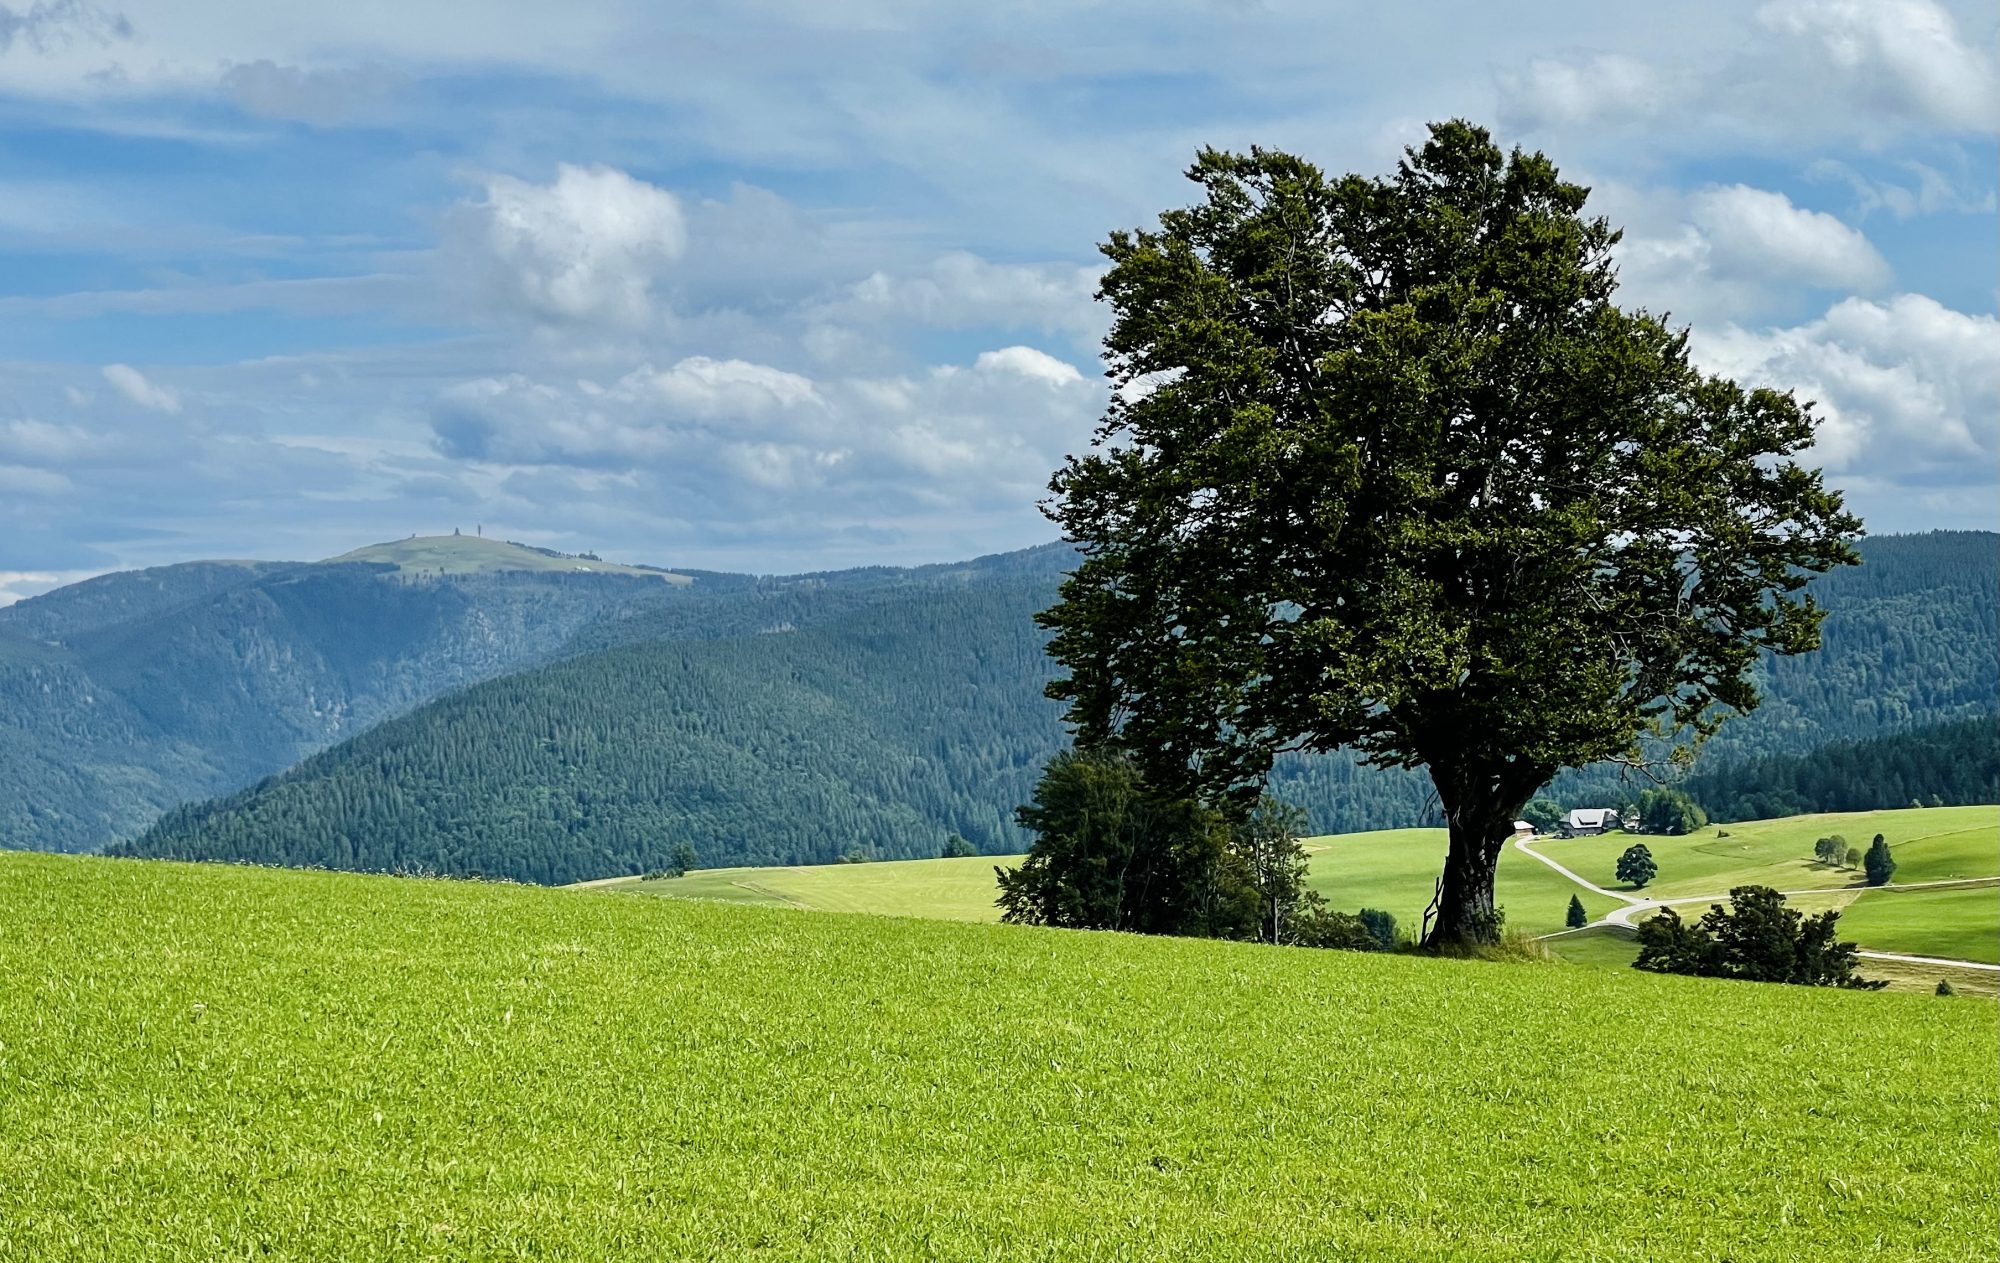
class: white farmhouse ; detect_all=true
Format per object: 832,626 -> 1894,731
1565,808 -> 1620,836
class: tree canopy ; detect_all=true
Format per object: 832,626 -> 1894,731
1037,120 -> 1860,946
1634,887 -> 1882,988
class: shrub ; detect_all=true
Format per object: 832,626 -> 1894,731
939,834 -> 978,859
1357,907 -> 1399,951
1293,908 -> 1382,951
1634,885 -> 1883,988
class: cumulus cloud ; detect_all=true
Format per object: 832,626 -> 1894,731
427,345 -> 1100,518
1496,53 -> 1670,130
1608,184 -> 1893,325
1501,0 -> 1997,147
1806,156 -> 1998,220
1694,294 -> 1998,506
1758,0 -> 2000,130
1687,185 -> 1892,291
101,363 -> 180,413
971,345 -> 1084,386
447,164 -> 687,325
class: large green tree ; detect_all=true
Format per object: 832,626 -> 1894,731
1037,121 -> 1860,947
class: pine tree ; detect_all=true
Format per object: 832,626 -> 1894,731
1565,894 -> 1588,929
1863,833 -> 1897,887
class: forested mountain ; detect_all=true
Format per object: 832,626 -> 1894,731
1684,716 -> 1998,822
0,538 -> 702,852
1695,532 -> 1998,760
121,532 -> 1996,884
1,535 -> 1084,855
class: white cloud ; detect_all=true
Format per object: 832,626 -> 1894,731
1606,183 -> 1895,326
426,344 -> 1101,519
617,357 -> 822,419
218,60 -> 402,126
448,164 -> 686,325
816,252 -> 1105,342
1758,0 -> 2000,130
1500,0 -> 1997,151
1694,294 -> 1998,501
1806,157 -> 1998,220
1497,53 -> 1670,130
1687,185 -> 1891,291
972,345 -> 1084,386
100,362 -> 181,413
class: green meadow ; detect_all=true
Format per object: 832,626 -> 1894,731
609,829 -> 1626,936
1533,806 -> 1994,900
2,851 -> 1995,1261
616,808 -> 1996,973
611,854 -> 1010,920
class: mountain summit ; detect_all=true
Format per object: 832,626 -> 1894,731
325,534 -> 691,582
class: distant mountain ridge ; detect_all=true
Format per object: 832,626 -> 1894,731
115,531 -> 1997,884
1,534 -> 981,853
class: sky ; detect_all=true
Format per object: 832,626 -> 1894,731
1,0 -> 1995,600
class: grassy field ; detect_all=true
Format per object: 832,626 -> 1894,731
612,830 -> 1626,938
327,534 -> 690,582
610,855 -> 1010,920
3,851 -> 1995,1261
1827,886 -> 1999,964
615,808 -> 1993,966
1304,828 -> 1626,937
1533,806 -> 1993,900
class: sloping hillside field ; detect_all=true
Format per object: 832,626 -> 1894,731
2,854 -> 1993,1260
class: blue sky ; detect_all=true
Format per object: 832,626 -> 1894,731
2,0 -> 1995,598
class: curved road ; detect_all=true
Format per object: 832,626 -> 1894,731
1514,836 -> 2000,974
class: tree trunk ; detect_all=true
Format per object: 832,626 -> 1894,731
1427,811 -> 1508,947
1423,762 -> 1541,949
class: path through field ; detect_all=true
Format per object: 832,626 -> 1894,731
1516,836 -> 2000,973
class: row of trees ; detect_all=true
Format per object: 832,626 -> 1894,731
1809,832 -> 1898,885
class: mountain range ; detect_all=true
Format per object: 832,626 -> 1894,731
2,530 -> 1992,881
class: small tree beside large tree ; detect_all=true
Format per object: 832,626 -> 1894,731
1035,120 -> 1859,948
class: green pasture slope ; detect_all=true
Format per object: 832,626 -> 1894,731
608,855 -> 1011,921
2,853 -> 1994,1261
614,829 -> 1628,937
611,808 -> 1996,988
1533,806 -> 1994,900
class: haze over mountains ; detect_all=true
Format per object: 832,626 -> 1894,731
3,531 -> 1993,880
